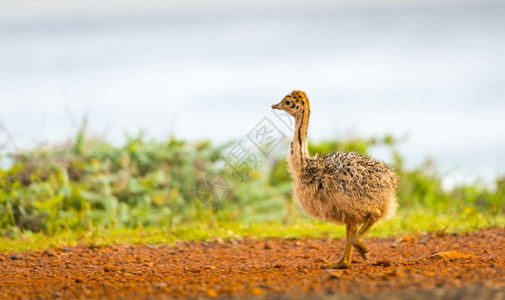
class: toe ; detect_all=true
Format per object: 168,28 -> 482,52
321,262 -> 350,269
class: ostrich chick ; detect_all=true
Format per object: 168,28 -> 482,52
271,90 -> 398,269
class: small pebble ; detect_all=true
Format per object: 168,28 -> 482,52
205,289 -> 218,298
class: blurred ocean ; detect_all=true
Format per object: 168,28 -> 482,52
0,0 -> 504,187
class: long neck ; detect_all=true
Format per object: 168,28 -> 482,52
289,107 -> 310,173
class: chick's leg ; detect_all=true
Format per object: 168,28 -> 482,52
351,213 -> 378,260
322,224 -> 357,269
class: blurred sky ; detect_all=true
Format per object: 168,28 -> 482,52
1,0 -> 504,186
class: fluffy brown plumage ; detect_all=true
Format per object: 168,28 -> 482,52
272,90 -> 398,269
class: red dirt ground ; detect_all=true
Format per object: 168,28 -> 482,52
1,228 -> 505,299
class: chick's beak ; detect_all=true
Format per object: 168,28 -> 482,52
271,103 -> 280,110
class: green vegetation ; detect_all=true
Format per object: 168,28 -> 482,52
1,130 -> 504,252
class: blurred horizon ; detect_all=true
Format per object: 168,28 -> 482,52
1,0 -> 504,187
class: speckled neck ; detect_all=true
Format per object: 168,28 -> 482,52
289,106 -> 310,173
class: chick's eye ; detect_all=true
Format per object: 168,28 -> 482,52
285,100 -> 291,105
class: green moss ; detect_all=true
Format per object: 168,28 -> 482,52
2,211 -> 504,252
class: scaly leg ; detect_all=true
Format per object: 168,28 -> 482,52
351,213 -> 379,260
322,224 -> 358,269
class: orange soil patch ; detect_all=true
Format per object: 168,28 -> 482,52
1,228 -> 504,299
